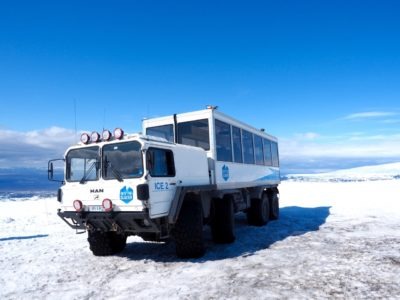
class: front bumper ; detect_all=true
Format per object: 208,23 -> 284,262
58,209 -> 168,235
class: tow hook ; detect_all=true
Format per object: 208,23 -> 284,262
112,222 -> 122,233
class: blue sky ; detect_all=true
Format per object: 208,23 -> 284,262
1,0 -> 400,172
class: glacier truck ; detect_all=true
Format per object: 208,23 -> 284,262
48,107 -> 280,258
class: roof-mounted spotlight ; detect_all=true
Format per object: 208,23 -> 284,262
102,129 -> 112,141
80,133 -> 90,144
91,131 -> 101,143
114,128 -> 124,140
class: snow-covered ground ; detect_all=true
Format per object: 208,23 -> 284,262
1,180 -> 400,299
285,162 -> 400,182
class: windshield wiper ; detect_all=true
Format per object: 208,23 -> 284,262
79,161 -> 98,184
104,156 -> 123,182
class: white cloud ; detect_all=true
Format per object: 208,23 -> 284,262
343,111 -> 397,120
280,133 -> 400,159
381,119 -> 400,124
0,127 -> 77,148
295,132 -> 320,140
279,132 -> 400,173
2,126 -> 400,172
0,127 -> 78,168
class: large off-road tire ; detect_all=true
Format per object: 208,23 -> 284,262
247,193 -> 270,226
88,231 -> 127,256
269,191 -> 280,220
109,232 -> 127,253
211,196 -> 235,244
173,195 -> 205,258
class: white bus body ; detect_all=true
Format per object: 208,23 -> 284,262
143,108 -> 280,189
50,108 -> 280,258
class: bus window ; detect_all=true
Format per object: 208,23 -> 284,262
271,142 -> 279,167
147,148 -> 175,177
215,119 -> 232,162
263,139 -> 272,166
177,119 -> 210,150
242,130 -> 255,164
146,124 -> 174,142
232,126 -> 243,163
254,135 -> 264,165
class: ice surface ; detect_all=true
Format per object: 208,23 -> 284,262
0,180 -> 399,299
285,162 -> 400,182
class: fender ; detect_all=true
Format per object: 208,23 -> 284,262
168,184 -> 216,224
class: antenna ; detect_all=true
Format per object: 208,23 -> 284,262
103,107 -> 106,131
74,99 -> 77,143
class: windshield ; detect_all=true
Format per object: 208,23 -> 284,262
102,141 -> 143,180
66,146 -> 100,182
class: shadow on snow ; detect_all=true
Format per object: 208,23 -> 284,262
120,206 -> 331,262
0,234 -> 49,242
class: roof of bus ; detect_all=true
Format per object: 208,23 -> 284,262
142,108 -> 278,142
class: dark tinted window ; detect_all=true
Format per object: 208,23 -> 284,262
215,119 -> 232,162
271,142 -> 279,167
242,130 -> 255,164
147,148 -> 175,177
146,125 -> 174,142
263,139 -> 272,166
232,126 -> 243,163
102,142 -> 143,180
177,119 -> 210,150
254,135 -> 264,165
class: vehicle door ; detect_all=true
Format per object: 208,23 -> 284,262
146,147 -> 177,217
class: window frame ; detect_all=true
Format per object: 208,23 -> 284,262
254,135 -> 264,166
271,142 -> 280,167
146,124 -> 174,142
177,119 -> 210,151
242,129 -> 255,165
146,147 -> 176,178
102,141 -> 144,181
215,119 -> 233,162
65,146 -> 100,182
232,126 -> 243,163
263,139 -> 272,166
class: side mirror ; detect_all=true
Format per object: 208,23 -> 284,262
48,162 -> 54,180
48,159 -> 65,182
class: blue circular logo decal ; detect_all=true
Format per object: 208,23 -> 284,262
120,186 -> 134,204
222,165 -> 229,181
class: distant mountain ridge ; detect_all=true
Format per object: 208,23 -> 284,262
283,162 -> 400,182
1,162 -> 399,195
0,168 -> 60,192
